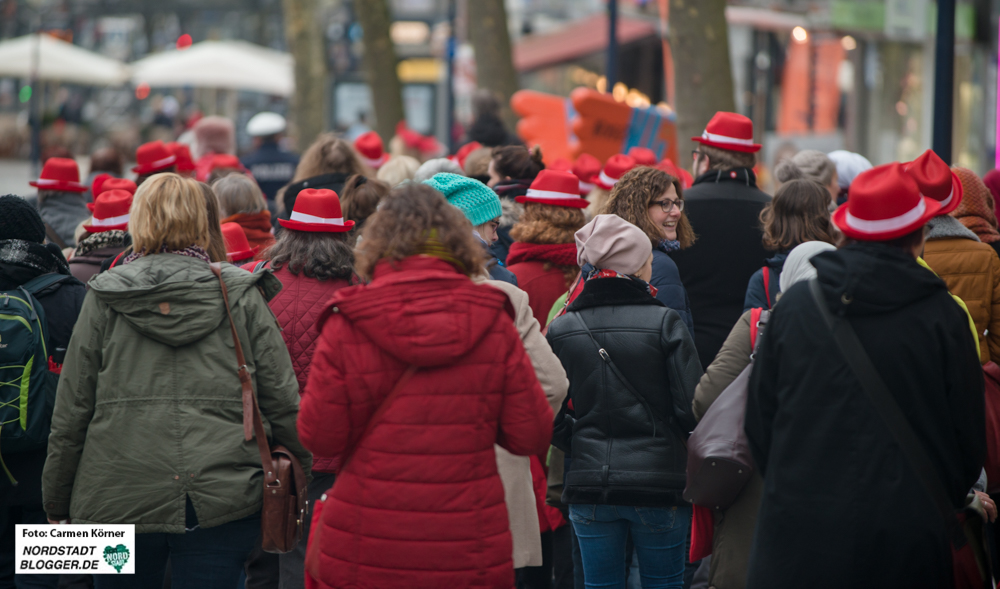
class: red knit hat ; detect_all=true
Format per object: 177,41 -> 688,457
451,141 -> 482,169
691,112 -> 761,153
628,147 -> 657,166
279,188 -> 355,233
516,170 -> 589,209
573,153 -> 602,195
595,154 -> 638,191
88,178 -> 137,211
903,149 -> 963,216
221,222 -> 259,262
166,142 -> 196,172
354,131 -> 388,169
85,190 -> 133,233
832,163 -> 941,241
30,158 -> 87,192
132,141 -> 177,174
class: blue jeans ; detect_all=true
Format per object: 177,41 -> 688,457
94,500 -> 258,589
569,504 -> 691,589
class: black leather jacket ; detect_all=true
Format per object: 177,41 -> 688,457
547,276 -> 702,507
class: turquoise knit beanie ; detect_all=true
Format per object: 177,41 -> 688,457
422,173 -> 503,227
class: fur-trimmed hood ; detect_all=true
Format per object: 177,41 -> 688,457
927,214 -> 980,242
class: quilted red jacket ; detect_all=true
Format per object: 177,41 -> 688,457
300,256 -> 553,589
267,265 -> 352,473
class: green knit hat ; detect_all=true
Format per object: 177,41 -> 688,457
422,173 -> 502,227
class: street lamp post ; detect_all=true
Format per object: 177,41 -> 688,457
606,0 -> 618,91
932,0 -> 955,163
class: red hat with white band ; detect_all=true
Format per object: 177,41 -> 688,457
132,141 -> 177,175
573,153 -> 602,196
832,163 -> 941,241
279,188 -> 355,233
85,190 -> 133,233
221,222 -> 259,262
595,154 -> 638,191
516,170 -> 590,209
30,158 -> 87,193
903,149 -> 963,216
354,131 -> 388,169
88,178 -> 137,211
691,112 -> 762,153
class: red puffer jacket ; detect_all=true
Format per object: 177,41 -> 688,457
300,256 -> 553,589
267,265 -> 352,473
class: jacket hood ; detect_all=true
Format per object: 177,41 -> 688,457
326,256 -> 511,367
89,254 -> 281,347
926,214 -> 980,242
810,243 -> 947,317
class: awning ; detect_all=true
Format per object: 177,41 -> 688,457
130,40 -> 294,96
513,14 -> 657,72
0,34 -> 128,85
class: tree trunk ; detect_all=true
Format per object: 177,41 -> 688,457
669,0 -> 736,151
467,0 -> 520,129
282,0 -> 327,150
356,0 -> 405,143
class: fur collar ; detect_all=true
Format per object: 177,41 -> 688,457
926,215 -> 980,242
567,275 -> 664,312
499,198 -> 523,229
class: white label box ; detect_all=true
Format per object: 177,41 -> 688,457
16,525 -> 135,575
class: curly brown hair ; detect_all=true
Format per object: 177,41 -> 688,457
340,174 -> 390,241
601,166 -> 696,249
355,183 -> 486,280
265,229 -> 354,281
509,204 -> 586,286
492,145 -> 545,180
760,179 -> 837,251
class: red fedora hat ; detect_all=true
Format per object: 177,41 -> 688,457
832,162 -> 941,241
90,173 -> 111,198
516,170 -> 589,209
132,141 -> 177,175
903,149 -> 963,216
221,222 -> 259,262
279,189 -> 355,233
209,154 -> 243,172
355,131 -> 388,169
691,112 -> 762,153
88,178 -> 137,211
30,158 -> 86,192
573,153 -> 602,195
85,190 -> 133,233
595,154 -> 638,191
628,147 -> 658,166
166,142 -> 196,172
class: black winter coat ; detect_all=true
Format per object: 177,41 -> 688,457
744,243 -> 985,589
547,277 -> 702,507
669,168 -> 770,369
651,244 -> 694,336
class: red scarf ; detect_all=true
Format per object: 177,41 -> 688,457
506,242 -> 578,267
222,211 -> 276,254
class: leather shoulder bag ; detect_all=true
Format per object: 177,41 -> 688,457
211,263 -> 307,554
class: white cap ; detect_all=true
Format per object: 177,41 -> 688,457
246,112 -> 286,137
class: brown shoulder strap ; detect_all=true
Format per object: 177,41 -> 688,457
210,263 -> 276,483
44,222 -> 67,250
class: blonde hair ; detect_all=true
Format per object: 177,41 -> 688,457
376,155 -> 421,186
130,173 -> 210,253
293,133 -> 372,182
212,173 -> 266,217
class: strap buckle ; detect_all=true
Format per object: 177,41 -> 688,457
598,349 -> 610,362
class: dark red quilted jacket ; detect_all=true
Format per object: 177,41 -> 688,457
300,256 -> 553,589
268,265 -> 351,473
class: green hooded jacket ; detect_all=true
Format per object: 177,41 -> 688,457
42,254 -> 312,533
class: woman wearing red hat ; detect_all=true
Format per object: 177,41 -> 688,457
213,174 -> 275,259
300,183 -> 552,589
506,169 -> 589,327
277,134 -> 372,225
133,140 -> 178,186
487,145 -> 546,264
68,189 -> 134,284
28,157 -> 91,248
602,166 -> 696,334
744,163 -> 984,589
913,150 -> 1000,366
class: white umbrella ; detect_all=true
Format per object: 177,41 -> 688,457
0,34 -> 128,85
130,40 -> 294,97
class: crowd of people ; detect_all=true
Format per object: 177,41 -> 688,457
0,105 -> 998,589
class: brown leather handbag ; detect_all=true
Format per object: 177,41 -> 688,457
211,263 -> 308,554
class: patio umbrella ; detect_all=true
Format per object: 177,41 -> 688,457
0,34 -> 128,85
130,40 -> 294,97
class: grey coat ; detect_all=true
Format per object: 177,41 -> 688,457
33,192 -> 91,248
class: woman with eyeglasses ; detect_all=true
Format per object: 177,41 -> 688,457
601,166 -> 697,335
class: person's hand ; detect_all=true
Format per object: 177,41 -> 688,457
46,518 -> 69,525
975,491 -> 997,523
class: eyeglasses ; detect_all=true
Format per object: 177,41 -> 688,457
651,198 -> 684,212
691,150 -> 704,160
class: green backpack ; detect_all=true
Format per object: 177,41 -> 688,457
0,273 -> 68,482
